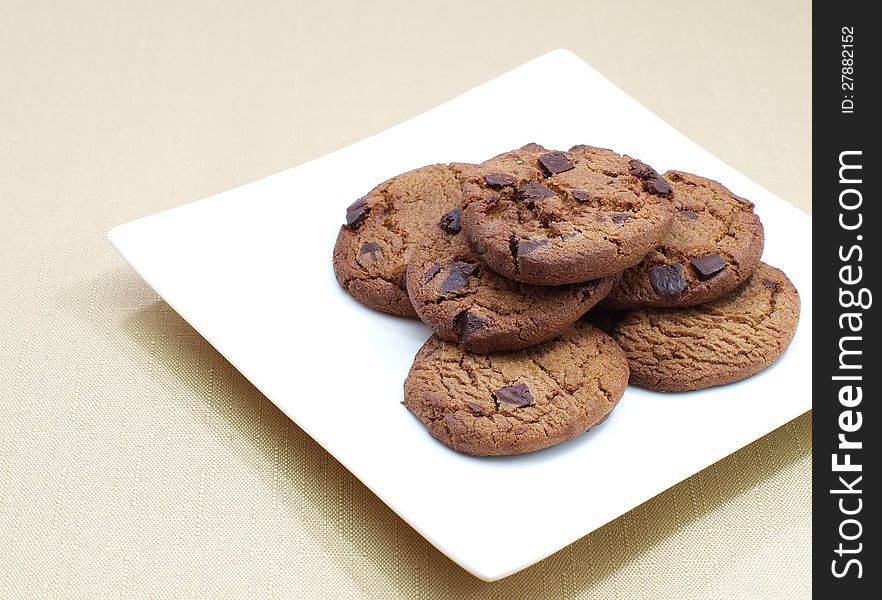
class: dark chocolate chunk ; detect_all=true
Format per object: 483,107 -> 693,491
644,176 -> 673,197
610,213 -> 630,224
466,402 -> 485,415
628,159 -> 657,180
573,190 -> 591,203
517,238 -> 549,258
440,261 -> 479,293
763,279 -> 777,289
681,210 -> 699,220
454,310 -> 485,343
484,173 -> 515,189
628,159 -> 673,197
345,197 -> 370,229
492,382 -> 533,409
438,207 -> 462,234
516,182 -> 555,202
420,263 -> 441,285
538,152 -> 574,176
359,241 -> 380,257
690,254 -> 727,280
649,264 -> 687,298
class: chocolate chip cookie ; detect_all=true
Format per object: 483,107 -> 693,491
333,163 -> 472,317
603,170 -> 764,309
406,227 -> 615,353
461,144 -> 675,285
403,322 -> 629,456
605,262 -> 800,392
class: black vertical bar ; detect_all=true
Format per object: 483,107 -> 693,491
813,1 -> 878,597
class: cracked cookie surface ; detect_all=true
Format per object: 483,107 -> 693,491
333,163 -> 473,317
603,170 -> 764,309
461,143 -> 674,285
605,262 -> 800,392
403,322 -> 629,456
406,228 -> 614,353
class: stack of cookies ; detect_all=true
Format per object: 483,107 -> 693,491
333,144 -> 800,456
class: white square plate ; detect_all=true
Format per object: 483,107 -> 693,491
109,50 -> 811,581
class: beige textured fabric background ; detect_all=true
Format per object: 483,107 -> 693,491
1,0 -> 811,597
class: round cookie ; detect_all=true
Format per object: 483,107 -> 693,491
606,262 -> 800,392
332,163 -> 473,317
403,322 -> 629,456
461,143 -> 675,285
406,228 -> 615,353
603,170 -> 764,309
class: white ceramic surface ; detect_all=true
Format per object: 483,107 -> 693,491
108,50 -> 812,581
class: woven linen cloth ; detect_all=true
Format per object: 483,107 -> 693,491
1,0 -> 810,597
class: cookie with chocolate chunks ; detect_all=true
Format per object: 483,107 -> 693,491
403,322 -> 629,456
406,226 -> 615,353
605,262 -> 800,392
461,144 -> 675,285
332,163 -> 473,316
603,170 -> 764,309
